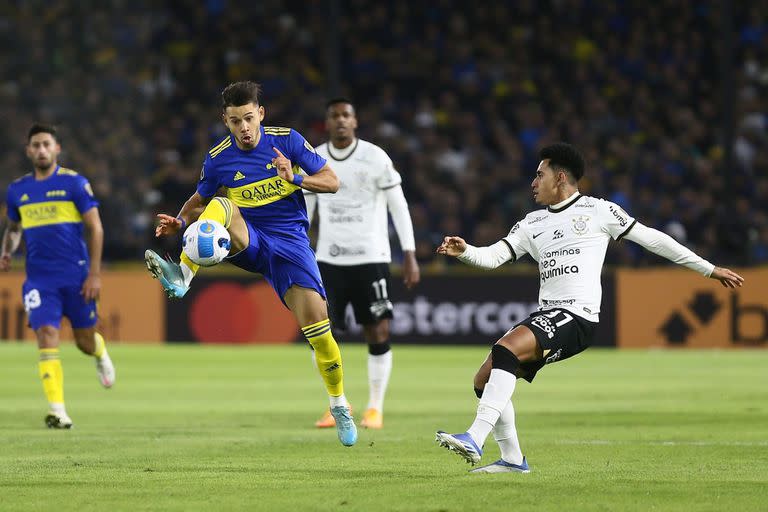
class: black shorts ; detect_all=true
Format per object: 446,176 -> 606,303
516,309 -> 598,382
318,262 -> 394,330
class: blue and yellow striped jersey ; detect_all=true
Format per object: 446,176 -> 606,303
197,126 -> 326,233
6,166 -> 98,284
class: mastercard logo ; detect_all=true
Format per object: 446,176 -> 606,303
188,281 -> 300,344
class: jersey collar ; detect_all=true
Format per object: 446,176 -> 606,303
34,164 -> 60,181
326,138 -> 359,161
547,191 -> 582,213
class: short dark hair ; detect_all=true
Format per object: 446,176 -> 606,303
28,123 -> 58,142
221,81 -> 261,109
539,142 -> 585,181
326,97 -> 354,109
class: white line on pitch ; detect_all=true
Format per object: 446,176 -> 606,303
555,439 -> 768,447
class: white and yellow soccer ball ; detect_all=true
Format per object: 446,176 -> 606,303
182,219 -> 231,267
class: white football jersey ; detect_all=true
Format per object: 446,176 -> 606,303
503,194 -> 636,322
310,139 -> 402,265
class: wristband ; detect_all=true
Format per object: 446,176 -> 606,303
292,174 -> 304,187
176,216 -> 187,231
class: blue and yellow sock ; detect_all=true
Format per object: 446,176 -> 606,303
302,319 -> 344,397
38,348 -> 64,407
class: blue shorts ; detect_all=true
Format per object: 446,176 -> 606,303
22,280 -> 98,330
227,223 -> 326,304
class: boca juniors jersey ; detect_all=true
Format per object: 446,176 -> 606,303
5,166 -> 99,285
197,126 -> 327,235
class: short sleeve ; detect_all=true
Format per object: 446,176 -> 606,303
288,129 -> 326,175
375,151 -> 402,190
6,186 -> 19,222
597,199 -> 637,240
196,154 -> 220,198
501,221 -> 530,261
71,176 -> 99,213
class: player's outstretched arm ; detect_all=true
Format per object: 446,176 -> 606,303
623,222 -> 745,287
436,236 -> 514,269
0,220 -> 22,271
156,192 -> 208,237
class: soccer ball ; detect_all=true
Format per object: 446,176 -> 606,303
182,219 -> 231,267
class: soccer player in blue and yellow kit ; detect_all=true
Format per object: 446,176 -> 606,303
144,81 -> 357,446
1,124 -> 115,429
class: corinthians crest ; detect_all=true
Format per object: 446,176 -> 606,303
571,215 -> 589,235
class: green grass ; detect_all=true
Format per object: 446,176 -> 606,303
0,343 -> 766,512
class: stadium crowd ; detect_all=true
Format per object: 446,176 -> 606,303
0,0 -> 766,268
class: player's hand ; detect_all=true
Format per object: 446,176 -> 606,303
155,214 -> 182,237
272,147 -> 294,182
436,236 -> 467,257
81,273 -> 101,301
710,266 -> 745,288
0,254 -> 11,272
403,252 -> 420,290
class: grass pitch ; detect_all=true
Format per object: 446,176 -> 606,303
0,343 -> 766,511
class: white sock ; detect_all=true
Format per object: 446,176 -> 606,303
180,261 -> 195,287
494,400 -> 523,465
49,402 -> 67,416
329,394 -> 348,408
367,350 -> 392,412
467,369 -> 517,447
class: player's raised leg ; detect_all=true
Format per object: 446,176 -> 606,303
35,326 -> 72,429
286,286 -> 357,447
73,328 -> 115,388
146,197 -> 247,298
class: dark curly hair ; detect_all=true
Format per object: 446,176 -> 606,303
221,81 -> 261,109
28,123 -> 58,142
539,142 -> 585,181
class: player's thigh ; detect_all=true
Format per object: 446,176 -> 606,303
318,262 -> 351,330
284,285 -> 329,326
226,204 -> 250,254
496,324 -> 542,363
22,281 -> 63,334
349,263 -> 394,329
61,285 -> 97,330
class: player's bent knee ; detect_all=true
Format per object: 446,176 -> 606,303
491,344 -> 521,376
497,325 -> 540,362
226,215 -> 249,254
36,325 -> 59,348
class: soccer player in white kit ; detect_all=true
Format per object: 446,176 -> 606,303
304,98 -> 420,429
435,142 -> 745,473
